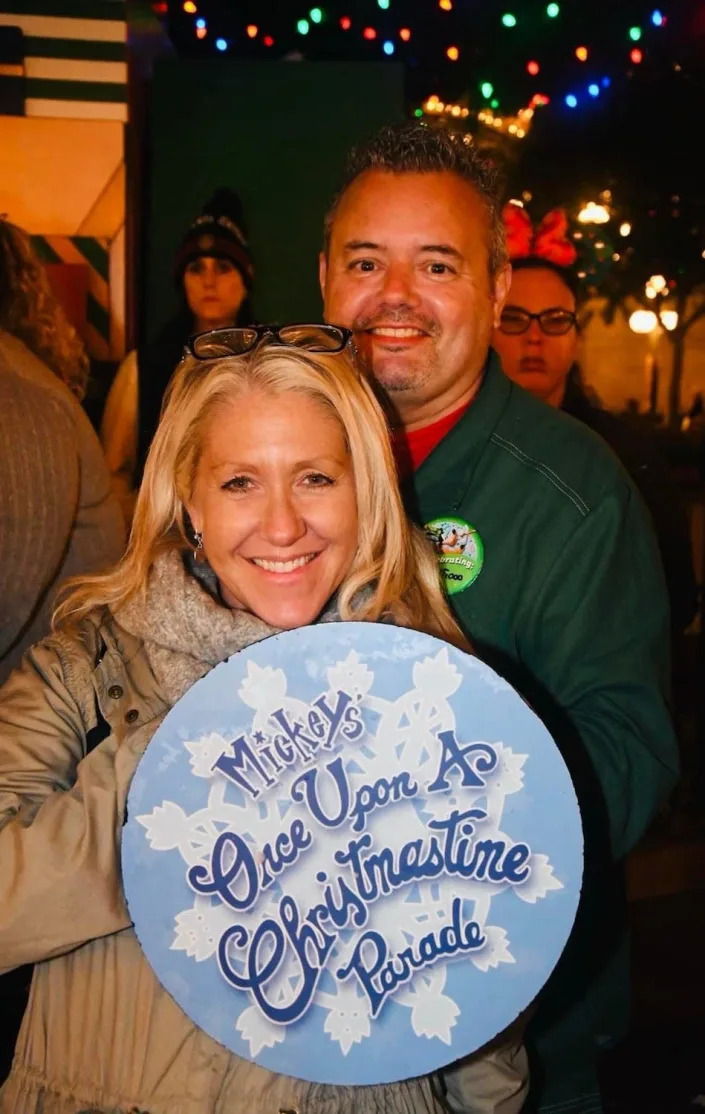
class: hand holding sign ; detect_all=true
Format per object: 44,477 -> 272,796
122,623 -> 582,1085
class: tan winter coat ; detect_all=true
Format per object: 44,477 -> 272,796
0,551 -> 528,1114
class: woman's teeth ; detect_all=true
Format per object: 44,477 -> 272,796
250,554 -> 316,573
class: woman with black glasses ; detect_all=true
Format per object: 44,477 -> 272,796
493,255 -> 697,635
0,327 -> 528,1114
492,258 -> 580,411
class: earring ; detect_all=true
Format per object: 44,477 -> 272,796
193,531 -> 204,555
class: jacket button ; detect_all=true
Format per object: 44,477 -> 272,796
125,709 -> 139,724
108,685 -> 123,700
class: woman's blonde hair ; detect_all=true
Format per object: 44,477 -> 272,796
55,341 -> 467,649
0,217 -> 89,398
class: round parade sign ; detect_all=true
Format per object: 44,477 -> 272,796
122,622 -> 582,1086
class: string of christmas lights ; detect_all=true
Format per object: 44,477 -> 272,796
157,2 -> 671,129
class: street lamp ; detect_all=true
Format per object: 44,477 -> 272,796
577,201 -> 610,224
629,309 -> 659,334
629,310 -> 661,414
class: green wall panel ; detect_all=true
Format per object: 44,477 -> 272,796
145,60 -> 404,336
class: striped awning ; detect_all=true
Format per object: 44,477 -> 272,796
32,234 -> 113,359
0,1 -> 127,121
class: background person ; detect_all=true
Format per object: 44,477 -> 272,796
0,215 -> 124,1084
492,238 -> 697,636
0,217 -> 124,685
101,188 -> 255,525
0,327 -> 527,1114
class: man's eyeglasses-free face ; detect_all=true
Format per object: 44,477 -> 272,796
498,307 -> 578,337
185,323 -> 353,360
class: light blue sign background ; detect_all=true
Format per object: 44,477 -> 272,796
123,622 -> 583,1085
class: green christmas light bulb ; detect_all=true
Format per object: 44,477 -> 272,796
480,81 -> 494,98
629,25 -> 642,40
309,7 -> 323,23
297,17 -> 310,33
502,12 -> 517,27
546,3 -> 560,16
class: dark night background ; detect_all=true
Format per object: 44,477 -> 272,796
152,0 -> 705,321
159,0 -> 705,208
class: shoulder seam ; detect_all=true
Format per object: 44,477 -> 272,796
490,432 -> 591,517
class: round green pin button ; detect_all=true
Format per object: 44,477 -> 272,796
424,516 -> 484,594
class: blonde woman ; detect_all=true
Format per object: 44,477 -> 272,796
0,325 -> 527,1114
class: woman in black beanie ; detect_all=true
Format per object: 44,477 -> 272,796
101,189 -> 254,525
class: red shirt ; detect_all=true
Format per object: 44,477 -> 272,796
391,402 -> 469,479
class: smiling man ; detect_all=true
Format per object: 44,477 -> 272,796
322,169 -> 506,422
320,123 -> 678,1114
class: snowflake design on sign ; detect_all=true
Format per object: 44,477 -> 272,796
135,647 -> 564,1058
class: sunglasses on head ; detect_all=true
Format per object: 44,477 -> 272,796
185,323 -> 353,360
498,307 -> 578,336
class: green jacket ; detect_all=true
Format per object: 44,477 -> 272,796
405,353 -> 679,1114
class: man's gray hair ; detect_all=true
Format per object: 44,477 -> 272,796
323,122 -> 508,274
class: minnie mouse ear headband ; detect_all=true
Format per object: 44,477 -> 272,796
502,202 -> 582,299
502,202 -> 578,267
174,188 -> 254,290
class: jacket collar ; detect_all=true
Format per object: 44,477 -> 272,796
404,349 -> 513,519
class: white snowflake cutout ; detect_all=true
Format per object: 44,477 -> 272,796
319,984 -> 371,1054
137,800 -> 188,850
412,649 -> 462,699
410,988 -> 459,1045
239,661 -> 288,712
471,924 -> 515,972
396,969 -> 459,1045
171,895 -> 256,962
184,732 -> 232,779
171,902 -> 222,960
236,1004 -> 286,1055
486,745 -> 527,797
515,853 -> 563,904
327,651 -> 374,701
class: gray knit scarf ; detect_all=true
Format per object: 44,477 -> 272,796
114,548 -> 340,705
